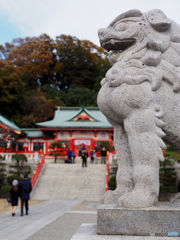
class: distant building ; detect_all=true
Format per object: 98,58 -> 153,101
15,107 -> 113,155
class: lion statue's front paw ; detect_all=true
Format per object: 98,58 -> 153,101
118,190 -> 157,208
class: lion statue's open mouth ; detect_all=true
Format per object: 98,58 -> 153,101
100,38 -> 136,51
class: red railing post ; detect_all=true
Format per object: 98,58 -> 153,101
105,152 -> 109,192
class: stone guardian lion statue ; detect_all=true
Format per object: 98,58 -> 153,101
97,9 -> 180,208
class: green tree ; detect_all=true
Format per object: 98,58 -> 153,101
55,35 -> 108,89
0,60 -> 24,118
15,88 -> 59,127
59,86 -> 96,106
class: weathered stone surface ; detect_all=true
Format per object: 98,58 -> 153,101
71,224 -> 178,239
97,9 -> 180,208
97,205 -> 180,235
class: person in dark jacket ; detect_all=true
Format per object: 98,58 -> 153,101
101,147 -> 107,164
71,152 -> 76,163
19,175 -> 32,216
81,146 -> 88,167
10,179 -> 19,216
90,149 -> 95,164
67,149 -> 72,163
78,148 -> 82,157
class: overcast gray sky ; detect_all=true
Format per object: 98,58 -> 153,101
0,0 -> 180,45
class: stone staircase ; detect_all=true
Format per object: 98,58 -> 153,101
31,162 -> 106,202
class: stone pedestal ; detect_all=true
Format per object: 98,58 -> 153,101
71,224 -> 178,240
97,204 -> 180,236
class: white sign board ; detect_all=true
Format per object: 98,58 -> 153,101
74,140 -> 91,146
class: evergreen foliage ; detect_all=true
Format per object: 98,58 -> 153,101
95,141 -> 114,152
0,155 -> 6,188
0,154 -> 32,198
0,155 -> 10,198
160,145 -> 178,193
8,154 -> 31,184
0,185 -> 11,198
108,175 -> 116,190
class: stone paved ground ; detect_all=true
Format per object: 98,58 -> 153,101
27,208 -> 97,240
0,199 -> 43,214
0,200 -> 81,240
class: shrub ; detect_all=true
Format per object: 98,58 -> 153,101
7,174 -> 21,185
95,142 -> 114,152
0,154 -> 6,187
0,185 -> 11,198
12,154 -> 27,165
108,175 -> 116,190
9,154 -> 31,178
159,146 -> 178,194
160,167 -> 177,193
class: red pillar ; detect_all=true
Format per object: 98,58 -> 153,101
45,141 -> 48,154
93,131 -> 97,149
109,132 -> 113,146
70,139 -> 74,151
90,138 -> 94,149
69,131 -> 74,151
105,151 -> 109,192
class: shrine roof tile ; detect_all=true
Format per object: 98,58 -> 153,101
0,114 -> 21,133
21,128 -> 45,138
36,107 -> 112,128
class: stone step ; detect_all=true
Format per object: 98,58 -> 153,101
45,156 -> 103,164
32,163 -> 106,202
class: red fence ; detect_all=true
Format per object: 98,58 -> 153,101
31,154 -> 45,188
